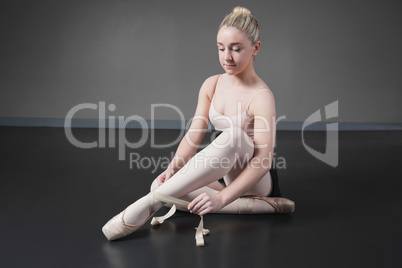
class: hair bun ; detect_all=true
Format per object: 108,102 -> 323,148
232,6 -> 252,15
219,6 -> 259,44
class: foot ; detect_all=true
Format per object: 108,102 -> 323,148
102,209 -> 150,241
102,193 -> 158,241
241,195 -> 295,214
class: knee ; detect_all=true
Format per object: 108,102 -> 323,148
150,178 -> 160,192
233,127 -> 246,140
223,126 -> 243,140
225,127 -> 253,147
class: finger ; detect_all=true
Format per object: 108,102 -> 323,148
188,194 -> 205,211
198,206 -> 212,216
157,177 -> 165,185
188,195 -> 201,209
192,198 -> 209,214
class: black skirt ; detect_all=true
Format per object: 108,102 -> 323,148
268,164 -> 281,197
218,164 -> 281,197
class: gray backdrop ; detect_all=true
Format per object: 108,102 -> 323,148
1,0 -> 401,124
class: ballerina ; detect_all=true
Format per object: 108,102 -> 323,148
102,6 -> 295,247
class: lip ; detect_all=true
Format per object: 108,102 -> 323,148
225,64 -> 236,68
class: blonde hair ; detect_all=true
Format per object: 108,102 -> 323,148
218,6 -> 260,44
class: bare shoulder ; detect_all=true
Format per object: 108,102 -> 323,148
249,87 -> 276,117
192,74 -> 222,119
199,74 -> 221,101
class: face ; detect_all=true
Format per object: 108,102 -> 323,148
216,26 -> 260,75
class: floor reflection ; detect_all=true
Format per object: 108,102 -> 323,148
102,211 -> 294,268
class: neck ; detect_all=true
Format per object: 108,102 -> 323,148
226,61 -> 258,88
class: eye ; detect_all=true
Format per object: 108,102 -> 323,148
233,48 -> 241,52
218,48 -> 224,51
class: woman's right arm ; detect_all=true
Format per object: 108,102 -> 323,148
157,75 -> 220,184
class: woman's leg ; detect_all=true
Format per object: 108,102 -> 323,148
149,171 -> 275,214
123,127 -> 257,225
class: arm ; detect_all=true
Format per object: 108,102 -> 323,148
167,75 -> 220,174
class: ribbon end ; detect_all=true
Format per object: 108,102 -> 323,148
151,217 -> 163,226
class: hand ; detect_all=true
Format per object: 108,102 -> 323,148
156,167 -> 175,185
188,192 -> 224,216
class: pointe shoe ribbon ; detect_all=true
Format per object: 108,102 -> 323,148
151,192 -> 210,247
150,205 -> 177,225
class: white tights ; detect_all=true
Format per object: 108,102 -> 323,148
123,127 -> 274,225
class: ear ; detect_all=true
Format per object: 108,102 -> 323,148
252,41 -> 261,56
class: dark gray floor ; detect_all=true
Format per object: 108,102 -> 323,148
1,127 -> 401,268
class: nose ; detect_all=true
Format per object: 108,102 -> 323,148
224,50 -> 232,61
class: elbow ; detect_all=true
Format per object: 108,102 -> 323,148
249,154 -> 273,172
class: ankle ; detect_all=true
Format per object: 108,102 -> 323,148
147,192 -> 163,212
122,193 -> 162,225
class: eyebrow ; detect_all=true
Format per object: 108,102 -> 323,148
216,42 -> 243,46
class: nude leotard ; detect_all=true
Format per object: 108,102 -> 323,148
209,73 -> 282,197
208,74 -> 270,140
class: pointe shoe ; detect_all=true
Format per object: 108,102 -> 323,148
240,195 -> 295,214
102,193 -> 157,241
102,192 -> 210,246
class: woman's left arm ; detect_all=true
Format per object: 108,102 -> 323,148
189,90 -> 276,215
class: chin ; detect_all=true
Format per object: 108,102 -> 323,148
223,66 -> 235,72
224,69 -> 239,75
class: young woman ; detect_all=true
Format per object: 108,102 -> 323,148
102,6 -> 295,245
